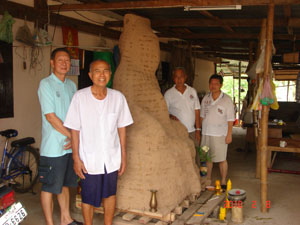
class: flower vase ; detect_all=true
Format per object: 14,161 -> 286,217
200,161 -> 208,177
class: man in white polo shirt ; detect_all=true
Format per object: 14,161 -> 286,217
64,60 -> 133,225
200,74 -> 235,189
164,67 -> 201,166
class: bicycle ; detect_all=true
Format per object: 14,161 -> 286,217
0,129 -> 39,193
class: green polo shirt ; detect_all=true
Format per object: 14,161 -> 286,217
38,73 -> 77,157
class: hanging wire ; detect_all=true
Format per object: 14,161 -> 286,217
73,11 -> 105,26
51,4 -> 64,43
14,46 -> 27,69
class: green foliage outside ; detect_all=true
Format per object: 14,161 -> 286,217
222,76 -> 248,104
273,80 -> 296,102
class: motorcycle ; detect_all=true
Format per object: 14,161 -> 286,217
0,181 -> 27,225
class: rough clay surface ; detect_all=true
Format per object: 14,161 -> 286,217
113,14 -> 201,215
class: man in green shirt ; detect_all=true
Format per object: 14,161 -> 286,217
38,48 -> 82,225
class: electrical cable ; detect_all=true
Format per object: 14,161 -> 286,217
73,11 -> 105,26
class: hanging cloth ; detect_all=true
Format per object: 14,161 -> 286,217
250,78 -> 263,111
16,19 -> 35,46
270,73 -> 279,110
0,11 -> 15,43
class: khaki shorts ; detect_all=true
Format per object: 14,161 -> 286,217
201,135 -> 228,163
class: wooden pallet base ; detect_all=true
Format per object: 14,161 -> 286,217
173,192 -> 226,225
75,191 -> 224,225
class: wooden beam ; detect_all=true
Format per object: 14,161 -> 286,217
105,18 -> 290,28
158,32 -> 259,39
104,18 -> 300,29
117,17 -> 300,28
0,1 -> 121,40
190,40 -> 254,49
198,10 -> 234,32
49,0 -> 300,11
158,32 -> 300,40
34,0 -> 48,29
34,0 -> 47,10
261,2 -> 274,214
0,0 -> 48,25
49,13 -> 121,40
194,48 -> 250,53
284,5 -> 293,35
249,41 -> 255,67
200,53 -> 250,61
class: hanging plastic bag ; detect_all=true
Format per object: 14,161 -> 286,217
33,22 -> 52,46
270,71 -> 279,110
256,40 -> 276,75
38,28 -> 52,46
250,78 -> 263,110
256,47 -> 265,74
246,61 -> 257,79
0,11 -> 15,43
260,76 -> 274,106
16,20 -> 35,46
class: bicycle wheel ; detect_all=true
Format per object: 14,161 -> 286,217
6,146 -> 39,193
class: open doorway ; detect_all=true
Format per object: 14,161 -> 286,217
216,60 -> 249,123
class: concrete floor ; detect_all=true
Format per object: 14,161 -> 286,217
15,127 -> 300,224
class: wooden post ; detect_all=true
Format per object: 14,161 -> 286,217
255,19 -> 267,179
256,19 -> 267,60
248,42 -> 254,68
260,2 -> 274,213
255,110 -> 260,178
238,61 -> 241,123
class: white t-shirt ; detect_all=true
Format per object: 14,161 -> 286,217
64,87 -> 133,175
200,92 -> 235,136
164,84 -> 200,132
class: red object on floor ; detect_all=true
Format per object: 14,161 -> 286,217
0,188 -> 15,209
268,168 -> 300,175
234,119 -> 239,125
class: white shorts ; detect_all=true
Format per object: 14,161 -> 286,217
201,135 -> 228,163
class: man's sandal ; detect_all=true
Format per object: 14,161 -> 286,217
68,219 -> 83,225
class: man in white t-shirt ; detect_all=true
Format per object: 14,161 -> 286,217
164,67 -> 201,166
200,74 -> 235,189
64,60 -> 133,225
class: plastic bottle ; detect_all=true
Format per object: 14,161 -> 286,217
215,180 -> 221,195
219,207 -> 226,220
227,179 -> 232,192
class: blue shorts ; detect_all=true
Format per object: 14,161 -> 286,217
81,169 -> 118,207
39,153 -> 78,194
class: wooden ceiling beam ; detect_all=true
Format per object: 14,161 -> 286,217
49,0 -> 300,11
158,32 -> 300,41
105,18 -> 291,28
0,1 -> 121,40
194,48 -> 250,54
198,10 -> 234,33
159,32 -> 259,39
200,53 -> 249,61
194,52 -> 283,63
284,5 -> 293,35
187,39 -> 252,47
34,0 -> 48,29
